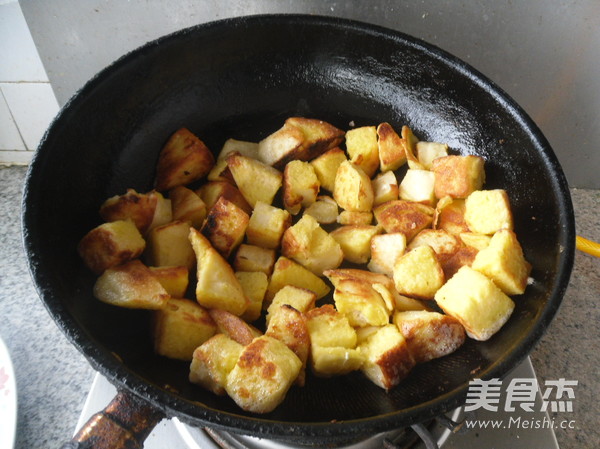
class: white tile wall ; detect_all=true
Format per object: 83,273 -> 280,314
0,0 -> 59,164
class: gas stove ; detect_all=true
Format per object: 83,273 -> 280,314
75,357 -> 559,449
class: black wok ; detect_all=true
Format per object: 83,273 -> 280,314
22,14 -> 574,447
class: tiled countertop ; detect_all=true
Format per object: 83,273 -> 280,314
1,165 -> 598,448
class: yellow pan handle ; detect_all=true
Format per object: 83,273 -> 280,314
576,235 -> 600,258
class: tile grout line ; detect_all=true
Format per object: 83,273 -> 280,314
0,84 -> 29,153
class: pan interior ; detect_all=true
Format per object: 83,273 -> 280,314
23,15 -> 573,436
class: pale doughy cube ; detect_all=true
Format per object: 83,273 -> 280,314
464,189 -> 513,235
303,195 -> 338,224
189,334 -> 244,395
227,153 -> 283,208
146,220 -> 196,270
310,147 -> 347,193
367,233 -> 407,277
93,259 -> 169,310
330,225 -> 380,264
148,265 -> 189,298
398,169 -> 436,206
416,141 -> 448,169
459,232 -> 492,251
345,126 -> 380,177
257,122 -> 305,168
333,161 -> 374,212
434,266 -> 515,341
153,298 -> 217,361
226,336 -> 302,413
309,345 -> 364,377
305,304 -> 357,348
358,324 -> 415,390
281,214 -> 343,275
393,310 -> 465,363
393,246 -> 445,300
471,229 -> 531,295
432,155 -> 485,199
283,160 -> 320,215
372,171 -> 399,207
246,201 -> 291,250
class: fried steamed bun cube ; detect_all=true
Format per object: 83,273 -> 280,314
433,197 -> 470,235
337,210 -> 373,226
333,161 -> 374,212
153,298 -> 217,361
226,335 -> 302,414
305,305 -> 363,377
393,310 -> 465,363
169,186 -> 207,229
281,214 -> 343,275
434,266 -> 515,341
257,117 -> 344,169
264,256 -> 331,303
226,152 -> 283,208
235,271 -> 269,323
154,127 -> 215,192
330,225 -> 380,264
345,126 -> 380,178
431,155 -> 485,199
78,219 -> 146,274
416,141 -> 448,169
246,201 -> 291,250
148,265 -> 189,298
93,259 -> 169,309
189,228 -> 248,316
147,191 -> 173,233
377,122 -> 407,172
303,195 -> 339,224
310,147 -> 347,193
145,220 -> 196,270
282,160 -> 320,215
398,169 -> 436,206
233,244 -> 276,276
393,246 -> 445,300
358,324 -> 415,390
208,139 -> 259,183
373,200 -> 434,242
200,196 -> 249,259
195,181 -> 253,216
208,308 -> 262,345
372,171 -> 399,207
99,189 -> 158,234
330,278 -> 390,328
266,304 -> 311,386
464,189 -> 513,235
190,334 -> 244,395
407,229 -> 461,259
265,285 -> 316,326
471,229 -> 532,295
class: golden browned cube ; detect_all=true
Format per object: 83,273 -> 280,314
372,171 -> 399,207
285,117 -> 345,162
434,198 -> 470,235
377,122 -> 407,172
266,285 -> 317,325
471,229 -> 531,295
169,185 -> 207,229
235,271 -> 269,322
332,278 -> 390,328
432,155 -> 485,199
310,147 -> 347,193
226,336 -> 302,413
434,266 -> 515,341
345,126 -> 380,177
358,324 -> 415,390
93,259 -> 169,310
148,265 -> 189,298
153,298 -> 217,361
189,334 -> 244,395
195,180 -> 253,215
333,161 -> 374,212
78,219 -> 146,274
227,153 -> 283,208
154,127 -> 215,191
330,225 -> 380,264
233,244 -> 276,275
373,200 -> 434,242
189,228 -> 249,316
393,310 -> 465,363
337,210 -> 373,226
208,308 -> 262,345
246,201 -> 291,250
282,160 -> 320,215
265,256 -> 331,303
464,189 -> 513,235
393,246 -> 445,300
257,122 -> 306,168
99,188 -> 158,234
146,220 -> 196,270
146,191 -> 173,233
200,196 -> 249,258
